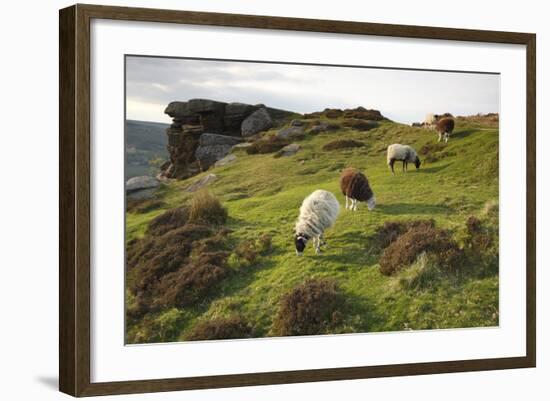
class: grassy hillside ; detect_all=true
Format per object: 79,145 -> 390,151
125,119 -> 169,180
125,116 -> 499,343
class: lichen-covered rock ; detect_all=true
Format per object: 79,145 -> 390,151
164,101 -> 200,128
188,99 -> 227,134
195,133 -> 242,170
224,103 -> 258,135
126,176 -> 160,192
126,176 -> 161,200
241,108 -> 273,137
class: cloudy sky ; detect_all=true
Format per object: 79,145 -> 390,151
126,56 -> 499,125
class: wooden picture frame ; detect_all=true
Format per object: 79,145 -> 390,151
59,3 -> 536,397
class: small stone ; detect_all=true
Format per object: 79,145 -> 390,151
185,173 -> 218,192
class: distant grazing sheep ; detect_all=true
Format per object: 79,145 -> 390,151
339,168 -> 376,211
423,113 -> 437,129
436,117 -> 455,143
294,190 -> 340,255
387,144 -> 421,174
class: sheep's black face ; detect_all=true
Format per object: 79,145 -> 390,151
415,157 -> 421,169
295,235 -> 307,255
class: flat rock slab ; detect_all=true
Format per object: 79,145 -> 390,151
214,154 -> 237,167
185,173 -> 218,192
276,143 -> 301,157
126,176 -> 160,192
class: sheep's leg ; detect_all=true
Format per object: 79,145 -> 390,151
389,159 -> 395,174
353,198 -> 358,211
320,234 -> 327,247
402,161 -> 406,172
438,132 -> 442,142
314,236 -> 321,254
445,132 -> 449,143
345,195 -> 349,210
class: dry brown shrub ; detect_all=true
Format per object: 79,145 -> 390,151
188,191 -> 228,225
147,207 -> 188,236
185,316 -> 255,341
324,108 -> 344,119
322,139 -> 366,151
342,108 -> 385,121
272,278 -> 343,336
342,118 -> 379,131
379,224 -> 463,276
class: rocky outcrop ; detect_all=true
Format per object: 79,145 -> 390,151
241,108 -> 273,137
159,99 -> 295,180
195,133 -> 242,169
224,102 -> 258,134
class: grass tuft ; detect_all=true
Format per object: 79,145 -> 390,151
189,191 -> 228,225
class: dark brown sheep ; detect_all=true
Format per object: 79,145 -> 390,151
339,168 -> 376,211
436,117 -> 455,143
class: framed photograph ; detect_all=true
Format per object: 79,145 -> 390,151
59,4 -> 536,397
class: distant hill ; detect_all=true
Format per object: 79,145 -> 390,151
125,120 -> 169,180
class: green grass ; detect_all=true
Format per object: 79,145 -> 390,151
126,119 -> 499,342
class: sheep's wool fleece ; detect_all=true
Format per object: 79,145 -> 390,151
295,190 -> 340,238
387,144 -> 418,163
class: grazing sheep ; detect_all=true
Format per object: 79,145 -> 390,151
387,144 -> 421,174
339,168 -> 376,211
294,190 -> 340,255
436,117 -> 455,143
423,113 -> 437,129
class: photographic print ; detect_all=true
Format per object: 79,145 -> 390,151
124,56 -> 499,344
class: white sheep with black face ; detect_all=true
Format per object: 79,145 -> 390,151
294,190 -> 340,255
387,144 -> 421,174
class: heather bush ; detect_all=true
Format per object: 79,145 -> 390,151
272,278 -> 343,336
186,316 -> 255,341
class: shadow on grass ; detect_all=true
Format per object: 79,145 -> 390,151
418,163 -> 452,174
376,202 -> 452,215
452,129 -> 476,140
